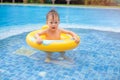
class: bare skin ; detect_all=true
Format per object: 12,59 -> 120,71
35,11 -> 80,62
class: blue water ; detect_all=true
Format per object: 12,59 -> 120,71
0,5 -> 120,27
0,4 -> 120,80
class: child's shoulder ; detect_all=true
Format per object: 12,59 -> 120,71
59,28 -> 68,32
59,28 -> 65,31
38,29 -> 48,34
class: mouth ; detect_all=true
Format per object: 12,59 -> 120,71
52,27 -> 55,29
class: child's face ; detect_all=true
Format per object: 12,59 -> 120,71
47,15 -> 59,31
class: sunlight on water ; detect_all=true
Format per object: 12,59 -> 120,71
0,23 -> 120,40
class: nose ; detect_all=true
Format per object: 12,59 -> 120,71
52,23 -> 56,26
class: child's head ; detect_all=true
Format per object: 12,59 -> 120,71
46,9 -> 60,21
46,9 -> 60,31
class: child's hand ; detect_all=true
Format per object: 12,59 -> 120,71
73,37 -> 80,44
36,38 -> 43,44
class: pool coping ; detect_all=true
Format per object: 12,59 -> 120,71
0,3 -> 120,9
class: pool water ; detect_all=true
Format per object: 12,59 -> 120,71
0,4 -> 120,80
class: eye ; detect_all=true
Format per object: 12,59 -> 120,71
50,22 -> 53,24
55,22 -> 58,24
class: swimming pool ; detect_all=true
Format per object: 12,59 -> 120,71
0,4 -> 120,80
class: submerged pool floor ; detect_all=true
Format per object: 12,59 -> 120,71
0,28 -> 120,80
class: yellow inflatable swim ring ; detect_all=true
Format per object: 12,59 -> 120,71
26,25 -> 80,52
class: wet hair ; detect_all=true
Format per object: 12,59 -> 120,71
46,9 -> 60,21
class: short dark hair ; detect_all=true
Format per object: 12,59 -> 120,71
46,9 -> 60,21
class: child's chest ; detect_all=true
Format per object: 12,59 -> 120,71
46,32 -> 61,40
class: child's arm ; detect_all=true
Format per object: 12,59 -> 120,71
60,29 -> 80,43
34,30 -> 46,44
